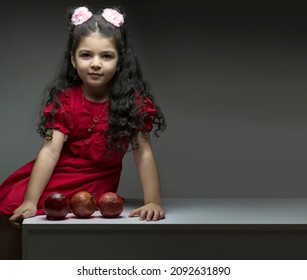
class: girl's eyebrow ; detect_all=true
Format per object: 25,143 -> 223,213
78,49 -> 91,52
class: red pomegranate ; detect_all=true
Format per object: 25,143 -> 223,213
70,191 -> 96,218
43,192 -> 70,220
97,192 -> 124,218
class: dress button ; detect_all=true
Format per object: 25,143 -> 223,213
85,139 -> 91,145
93,116 -> 99,123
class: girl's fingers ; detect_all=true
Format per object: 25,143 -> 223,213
159,211 -> 165,219
145,210 -> 154,221
129,207 -> 165,221
9,213 -> 23,228
152,211 -> 160,221
139,210 -> 147,220
128,208 -> 141,217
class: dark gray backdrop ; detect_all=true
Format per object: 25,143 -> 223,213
0,0 -> 306,198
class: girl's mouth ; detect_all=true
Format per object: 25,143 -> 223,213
89,73 -> 102,76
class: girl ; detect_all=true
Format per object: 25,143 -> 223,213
0,5 -> 166,247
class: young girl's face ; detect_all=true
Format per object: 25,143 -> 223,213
71,33 -> 119,96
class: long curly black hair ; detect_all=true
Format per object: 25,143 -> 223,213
37,6 -> 166,153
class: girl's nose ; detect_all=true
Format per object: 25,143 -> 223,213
91,57 -> 101,68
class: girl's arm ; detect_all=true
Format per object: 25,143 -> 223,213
9,129 -> 65,227
129,132 -> 165,221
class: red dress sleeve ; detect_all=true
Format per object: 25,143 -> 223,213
135,93 -> 157,132
43,93 -> 73,135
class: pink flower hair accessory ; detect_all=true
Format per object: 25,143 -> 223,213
101,8 -> 124,27
71,7 -> 93,26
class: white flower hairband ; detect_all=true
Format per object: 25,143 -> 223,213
71,6 -> 124,27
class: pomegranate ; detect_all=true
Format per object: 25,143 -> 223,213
97,192 -> 124,218
70,191 -> 96,218
43,192 -> 70,220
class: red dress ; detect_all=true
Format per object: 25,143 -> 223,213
0,87 -> 156,215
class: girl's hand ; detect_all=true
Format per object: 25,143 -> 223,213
9,202 -> 37,228
129,202 -> 165,221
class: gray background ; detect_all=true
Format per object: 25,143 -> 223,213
0,0 -> 306,199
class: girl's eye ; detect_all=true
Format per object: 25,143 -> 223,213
102,53 -> 113,60
80,53 -> 91,58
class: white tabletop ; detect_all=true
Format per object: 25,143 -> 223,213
23,198 -> 307,225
